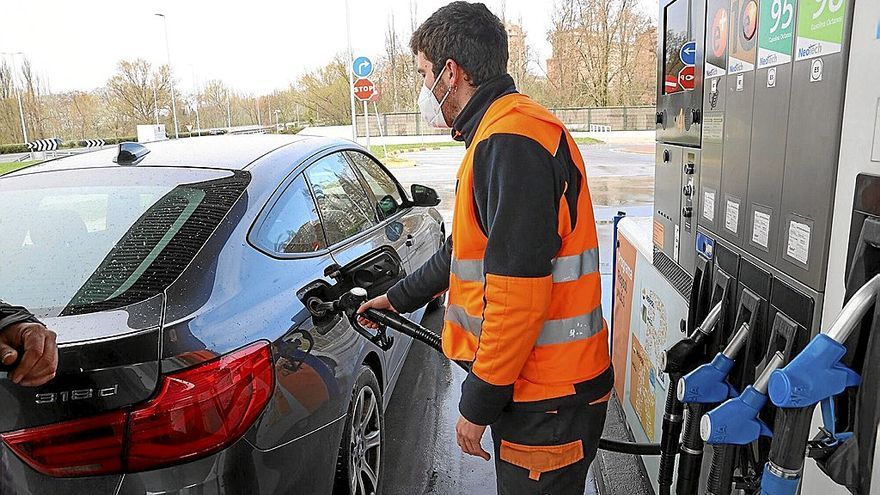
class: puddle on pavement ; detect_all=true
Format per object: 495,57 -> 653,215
588,176 -> 655,206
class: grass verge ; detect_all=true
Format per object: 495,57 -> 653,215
574,137 -> 603,145
0,161 -> 39,175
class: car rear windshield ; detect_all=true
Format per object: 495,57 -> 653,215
0,167 -> 250,317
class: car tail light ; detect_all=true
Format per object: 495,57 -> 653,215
1,342 -> 274,477
1,411 -> 127,477
126,341 -> 274,471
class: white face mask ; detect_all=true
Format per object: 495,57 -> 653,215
417,65 -> 452,129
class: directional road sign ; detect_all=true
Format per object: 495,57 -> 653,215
680,41 -> 697,66
352,56 -> 373,78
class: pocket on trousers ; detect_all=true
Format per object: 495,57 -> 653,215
499,439 -> 584,481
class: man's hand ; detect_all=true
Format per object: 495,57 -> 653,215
456,415 -> 491,461
0,322 -> 58,386
356,294 -> 398,329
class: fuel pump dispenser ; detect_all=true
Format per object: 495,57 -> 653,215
611,0 -> 880,492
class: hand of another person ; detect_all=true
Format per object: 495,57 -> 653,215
0,322 -> 58,386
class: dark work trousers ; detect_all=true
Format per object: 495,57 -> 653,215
490,400 -> 608,495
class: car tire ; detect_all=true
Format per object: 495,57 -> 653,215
333,365 -> 384,495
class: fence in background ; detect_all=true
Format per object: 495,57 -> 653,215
354,106 -> 655,137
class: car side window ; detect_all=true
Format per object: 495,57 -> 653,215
255,175 -> 327,254
306,152 -> 378,245
346,150 -> 405,219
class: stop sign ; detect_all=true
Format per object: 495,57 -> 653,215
353,78 -> 375,101
678,66 -> 695,91
368,84 -> 381,102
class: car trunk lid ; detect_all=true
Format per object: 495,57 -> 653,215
0,294 -> 163,433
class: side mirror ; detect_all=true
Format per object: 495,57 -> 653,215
410,184 -> 440,207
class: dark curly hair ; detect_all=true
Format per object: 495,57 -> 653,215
410,2 -> 508,86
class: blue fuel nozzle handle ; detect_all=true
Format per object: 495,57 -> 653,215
768,334 -> 861,408
677,353 -> 738,404
701,384 -> 773,444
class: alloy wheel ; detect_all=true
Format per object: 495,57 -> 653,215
348,386 -> 381,495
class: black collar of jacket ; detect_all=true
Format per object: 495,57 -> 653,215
451,74 -> 517,148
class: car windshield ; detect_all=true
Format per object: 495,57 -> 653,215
0,167 -> 249,317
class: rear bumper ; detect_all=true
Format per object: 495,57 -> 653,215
1,417 -> 343,495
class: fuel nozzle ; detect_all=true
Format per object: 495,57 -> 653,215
338,287 -> 368,316
678,321 -> 750,404
767,274 -> 880,408
700,351 -> 783,444
306,287 -> 368,318
661,300 -> 723,374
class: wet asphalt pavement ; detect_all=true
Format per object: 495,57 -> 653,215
382,306 -> 601,495
381,306 -> 498,494
380,142 -> 655,494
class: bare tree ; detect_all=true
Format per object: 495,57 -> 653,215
547,0 -> 656,107
202,79 -> 233,128
0,61 -> 22,143
106,59 -> 175,129
292,55 -> 353,125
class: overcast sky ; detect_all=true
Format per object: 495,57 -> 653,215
5,0 -> 656,95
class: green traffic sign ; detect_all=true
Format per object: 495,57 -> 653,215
758,0 -> 796,67
795,0 -> 847,60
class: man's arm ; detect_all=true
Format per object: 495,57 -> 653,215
458,133 -> 564,426
386,235 -> 453,313
0,301 -> 41,331
0,302 -> 58,386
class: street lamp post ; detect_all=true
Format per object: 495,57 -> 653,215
191,65 -> 201,133
1,52 -> 28,144
256,98 -> 261,126
344,0 -> 357,142
152,84 -> 160,124
155,13 -> 180,139
226,90 -> 232,128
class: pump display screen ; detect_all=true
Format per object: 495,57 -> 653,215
663,0 -> 695,94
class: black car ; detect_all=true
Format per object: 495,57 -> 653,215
0,135 -> 444,494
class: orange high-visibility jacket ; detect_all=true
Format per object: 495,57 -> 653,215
387,75 -> 612,425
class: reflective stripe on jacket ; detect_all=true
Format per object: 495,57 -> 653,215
444,92 -> 612,424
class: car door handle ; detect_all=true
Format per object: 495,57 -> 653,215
405,234 -> 414,247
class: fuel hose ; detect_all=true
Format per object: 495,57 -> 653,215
347,299 -> 662,456
676,402 -> 709,495
656,300 -> 725,495
658,383 -> 684,495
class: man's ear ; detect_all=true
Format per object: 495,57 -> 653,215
446,59 -> 464,89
